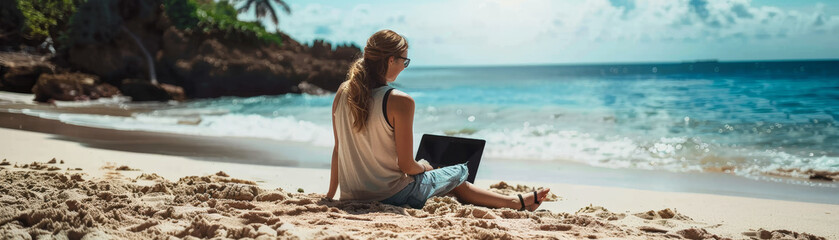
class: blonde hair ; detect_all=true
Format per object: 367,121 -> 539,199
344,30 -> 409,132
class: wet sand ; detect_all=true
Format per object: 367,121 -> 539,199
0,112 -> 330,168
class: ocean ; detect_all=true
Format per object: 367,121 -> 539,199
10,60 -> 839,188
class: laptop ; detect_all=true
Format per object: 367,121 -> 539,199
415,134 -> 486,183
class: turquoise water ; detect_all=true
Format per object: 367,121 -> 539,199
26,61 -> 839,185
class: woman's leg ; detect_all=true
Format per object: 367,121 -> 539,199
448,182 -> 550,211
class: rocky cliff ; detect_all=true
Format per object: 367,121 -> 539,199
0,0 -> 360,102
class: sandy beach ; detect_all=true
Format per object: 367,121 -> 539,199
1,111 -> 837,239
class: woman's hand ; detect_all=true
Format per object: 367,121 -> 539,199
417,159 -> 433,172
326,147 -> 339,200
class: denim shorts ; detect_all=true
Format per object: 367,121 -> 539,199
380,163 -> 469,209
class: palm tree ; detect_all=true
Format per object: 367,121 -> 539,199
235,0 -> 291,32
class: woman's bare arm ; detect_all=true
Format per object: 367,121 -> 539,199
326,87 -> 343,199
389,91 -> 431,175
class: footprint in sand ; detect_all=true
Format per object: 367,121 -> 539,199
577,205 -> 627,221
633,208 -> 692,221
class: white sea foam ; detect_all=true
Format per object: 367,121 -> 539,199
444,123 -> 838,184
196,114 -> 333,146
51,96 -> 133,107
457,123 -> 705,172
18,109 -> 335,147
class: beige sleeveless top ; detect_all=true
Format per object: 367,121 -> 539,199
334,85 -> 414,201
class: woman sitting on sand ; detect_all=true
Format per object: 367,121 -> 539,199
325,30 -> 550,211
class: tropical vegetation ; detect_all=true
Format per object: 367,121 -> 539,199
165,0 -> 283,45
4,0 -> 286,50
234,0 -> 292,32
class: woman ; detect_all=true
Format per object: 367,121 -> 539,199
325,30 -> 550,211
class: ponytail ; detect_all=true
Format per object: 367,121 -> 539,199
345,58 -> 372,132
342,29 -> 408,132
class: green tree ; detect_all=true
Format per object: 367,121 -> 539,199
15,0 -> 84,49
162,0 -> 282,46
235,0 -> 291,32
164,0 -> 200,30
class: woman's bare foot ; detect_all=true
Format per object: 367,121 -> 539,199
513,188 -> 551,211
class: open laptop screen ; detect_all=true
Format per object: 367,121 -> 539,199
415,134 -> 485,183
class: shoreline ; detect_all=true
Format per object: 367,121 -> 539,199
1,109 -> 837,206
479,157 -> 839,205
0,111 -> 332,169
1,126 -> 837,238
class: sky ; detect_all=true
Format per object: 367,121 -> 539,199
238,0 -> 839,67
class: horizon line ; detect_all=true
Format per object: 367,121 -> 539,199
411,58 -> 839,69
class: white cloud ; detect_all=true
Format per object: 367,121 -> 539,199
260,0 -> 839,66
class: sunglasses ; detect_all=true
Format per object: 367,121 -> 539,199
396,56 -> 411,68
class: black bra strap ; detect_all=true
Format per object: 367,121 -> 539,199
382,88 -> 395,128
